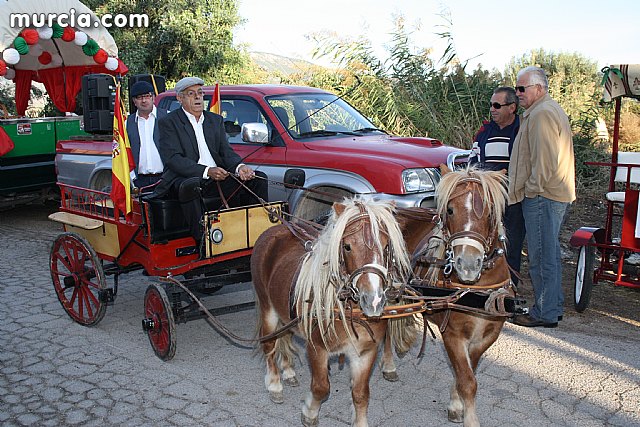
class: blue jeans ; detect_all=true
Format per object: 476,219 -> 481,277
522,196 -> 569,322
504,202 -> 525,285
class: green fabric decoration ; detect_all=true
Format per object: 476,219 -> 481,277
82,39 -> 99,56
14,37 -> 29,55
52,23 -> 64,38
601,67 -> 624,86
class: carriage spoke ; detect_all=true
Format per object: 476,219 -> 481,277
52,250 -> 73,274
80,286 -> 95,318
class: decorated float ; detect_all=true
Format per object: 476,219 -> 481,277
0,0 -> 126,207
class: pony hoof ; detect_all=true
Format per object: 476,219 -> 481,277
301,414 -> 319,427
447,409 -> 464,423
284,376 -> 299,387
383,371 -> 399,382
269,391 -> 284,404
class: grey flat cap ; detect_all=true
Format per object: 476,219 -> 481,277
174,76 -> 204,94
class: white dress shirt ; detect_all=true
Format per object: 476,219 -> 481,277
136,106 -> 163,174
182,108 -> 218,178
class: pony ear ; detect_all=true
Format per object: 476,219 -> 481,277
333,202 -> 346,217
439,164 -> 452,175
499,168 -> 507,176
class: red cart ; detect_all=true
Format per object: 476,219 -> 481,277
570,64 -> 640,312
49,182 -> 285,360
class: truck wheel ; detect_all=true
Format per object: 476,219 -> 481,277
293,187 -> 352,224
574,245 -> 595,313
91,171 -> 112,192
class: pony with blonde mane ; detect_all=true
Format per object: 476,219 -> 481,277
386,165 -> 515,427
251,197 -> 418,427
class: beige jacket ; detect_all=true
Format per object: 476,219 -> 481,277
508,93 -> 576,204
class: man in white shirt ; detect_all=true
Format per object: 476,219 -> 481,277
155,76 -> 268,246
126,81 -> 168,188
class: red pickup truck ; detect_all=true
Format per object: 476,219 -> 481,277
56,84 -> 468,221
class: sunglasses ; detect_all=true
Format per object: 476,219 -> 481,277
490,102 -> 514,109
515,84 -> 536,93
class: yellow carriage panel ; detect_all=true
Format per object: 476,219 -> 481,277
204,202 -> 284,258
48,212 -> 121,257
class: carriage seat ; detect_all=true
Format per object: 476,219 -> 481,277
143,178 -> 224,243
144,198 -> 191,243
605,152 -> 640,203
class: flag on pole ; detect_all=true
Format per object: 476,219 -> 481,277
209,82 -> 220,114
110,79 -> 135,216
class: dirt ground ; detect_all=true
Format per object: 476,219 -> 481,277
515,191 -> 640,339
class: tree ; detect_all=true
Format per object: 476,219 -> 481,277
306,16 -> 501,147
504,49 -> 600,125
87,0 -> 250,83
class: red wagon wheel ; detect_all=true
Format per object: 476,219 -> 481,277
142,284 -> 177,361
50,232 -> 107,326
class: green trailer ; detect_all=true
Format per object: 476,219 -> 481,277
0,116 -> 89,207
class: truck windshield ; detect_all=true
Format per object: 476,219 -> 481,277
266,94 -> 384,139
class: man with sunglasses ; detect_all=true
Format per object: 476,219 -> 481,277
509,66 -> 575,328
470,87 -> 524,286
154,76 -> 268,252
126,81 -> 168,188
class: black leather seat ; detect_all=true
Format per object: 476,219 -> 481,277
144,197 -> 191,243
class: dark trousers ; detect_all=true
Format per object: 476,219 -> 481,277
504,202 -> 525,285
134,174 -> 162,190
172,171 -> 268,243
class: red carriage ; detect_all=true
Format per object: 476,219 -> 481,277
570,64 -> 640,311
49,181 -> 285,360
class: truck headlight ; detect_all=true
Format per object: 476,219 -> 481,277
402,168 -> 437,193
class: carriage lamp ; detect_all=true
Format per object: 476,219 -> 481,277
209,228 -> 224,244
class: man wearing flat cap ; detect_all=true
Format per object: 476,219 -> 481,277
155,76 -> 268,248
126,80 -> 168,188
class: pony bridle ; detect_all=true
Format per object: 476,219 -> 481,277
439,178 -> 504,277
336,210 -> 399,303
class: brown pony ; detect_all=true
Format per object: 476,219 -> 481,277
251,197 -> 417,427
388,165 -> 514,427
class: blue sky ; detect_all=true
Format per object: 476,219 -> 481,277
234,0 -> 638,71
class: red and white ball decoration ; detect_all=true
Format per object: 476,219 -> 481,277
1,25 -> 121,78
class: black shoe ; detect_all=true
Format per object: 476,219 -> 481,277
512,314 -> 558,328
558,315 -> 563,321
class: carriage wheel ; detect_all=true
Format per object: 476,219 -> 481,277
574,245 -> 595,313
143,284 -> 177,361
50,232 -> 107,326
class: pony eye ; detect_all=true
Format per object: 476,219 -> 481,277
343,243 -> 352,252
447,207 -> 454,216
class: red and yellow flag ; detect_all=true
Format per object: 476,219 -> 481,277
209,82 -> 220,114
110,80 -> 135,216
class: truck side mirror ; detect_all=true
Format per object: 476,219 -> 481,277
241,123 -> 268,144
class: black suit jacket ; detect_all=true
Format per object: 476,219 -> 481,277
154,108 -> 242,197
125,107 -> 168,174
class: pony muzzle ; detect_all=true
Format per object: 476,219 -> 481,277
349,263 -> 389,317
450,237 -> 485,283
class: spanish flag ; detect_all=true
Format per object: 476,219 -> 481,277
110,80 -> 135,216
209,82 -> 220,114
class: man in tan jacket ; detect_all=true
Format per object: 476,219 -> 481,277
509,66 -> 576,328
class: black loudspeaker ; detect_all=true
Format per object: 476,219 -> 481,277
82,74 -> 115,134
128,74 -> 166,114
